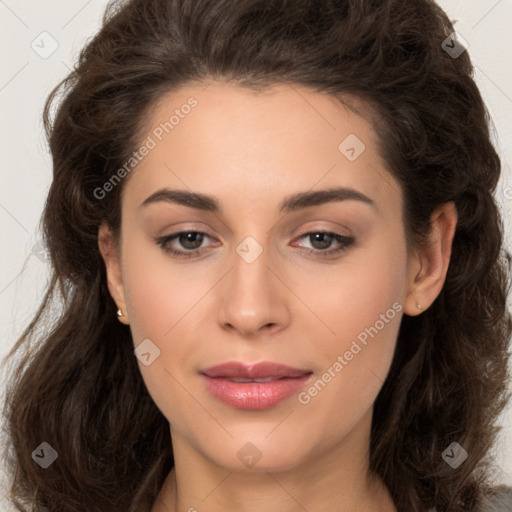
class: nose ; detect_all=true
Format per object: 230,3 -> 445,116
217,243 -> 290,337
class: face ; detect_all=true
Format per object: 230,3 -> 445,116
102,81 -> 420,472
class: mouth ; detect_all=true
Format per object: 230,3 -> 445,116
201,361 -> 312,379
200,361 -> 313,410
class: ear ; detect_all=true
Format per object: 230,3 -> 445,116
404,202 -> 458,316
98,222 -> 129,325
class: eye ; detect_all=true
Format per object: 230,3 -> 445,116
155,231 -> 216,258
293,231 -> 355,257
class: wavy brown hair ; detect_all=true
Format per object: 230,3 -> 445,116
2,0 -> 511,511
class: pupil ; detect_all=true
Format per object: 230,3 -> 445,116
180,232 -> 203,249
311,233 -> 332,249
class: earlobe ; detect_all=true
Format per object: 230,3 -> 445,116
98,223 -> 130,324
404,202 -> 458,316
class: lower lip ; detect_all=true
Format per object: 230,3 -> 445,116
201,374 -> 312,410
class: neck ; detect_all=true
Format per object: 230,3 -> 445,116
152,410 -> 396,512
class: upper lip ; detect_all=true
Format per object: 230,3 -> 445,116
201,361 -> 312,379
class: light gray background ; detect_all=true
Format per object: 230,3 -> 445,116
1,0 -> 511,507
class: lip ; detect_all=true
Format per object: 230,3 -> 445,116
201,361 -> 312,379
200,362 -> 313,410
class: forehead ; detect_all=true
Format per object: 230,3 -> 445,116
122,81 -> 401,216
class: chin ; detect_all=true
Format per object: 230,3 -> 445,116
195,428 -> 316,473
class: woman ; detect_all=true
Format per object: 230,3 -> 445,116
2,0 -> 511,511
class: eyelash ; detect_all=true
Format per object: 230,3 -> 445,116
155,230 -> 355,259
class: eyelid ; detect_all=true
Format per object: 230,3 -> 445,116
292,219 -> 353,237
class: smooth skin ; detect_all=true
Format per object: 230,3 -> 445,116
98,81 -> 457,512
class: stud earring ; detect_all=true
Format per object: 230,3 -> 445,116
117,309 -> 124,317
417,304 -> 422,310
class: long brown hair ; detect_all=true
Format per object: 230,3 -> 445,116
2,0 -> 511,510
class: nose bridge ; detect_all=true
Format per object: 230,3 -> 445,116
217,234 -> 288,334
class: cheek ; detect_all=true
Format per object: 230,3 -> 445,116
119,240 -> 205,424
294,235 -> 407,409
120,237 -> 209,342
119,238 -> 219,415
299,231 -> 407,346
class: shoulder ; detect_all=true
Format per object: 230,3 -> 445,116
475,486 -> 512,512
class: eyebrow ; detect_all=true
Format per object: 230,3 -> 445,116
139,187 -> 376,213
